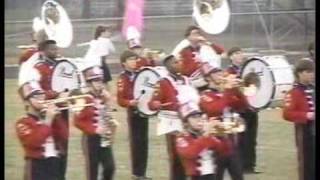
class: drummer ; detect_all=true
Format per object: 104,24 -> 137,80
116,50 -> 151,180
198,62 -> 248,180
32,39 -> 70,180
225,47 -> 260,174
148,54 -> 196,180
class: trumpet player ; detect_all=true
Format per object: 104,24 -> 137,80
226,47 -> 260,174
33,39 -> 70,179
174,102 -> 232,180
15,81 -> 68,180
74,66 -> 117,180
175,25 -> 225,78
282,59 -> 315,180
198,63 -> 249,180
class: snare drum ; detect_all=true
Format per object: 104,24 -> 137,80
240,55 -> 294,109
51,59 -> 80,92
133,66 -> 169,116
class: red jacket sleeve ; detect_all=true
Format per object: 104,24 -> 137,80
175,135 -> 219,159
116,75 -> 133,108
282,90 -> 309,124
73,98 -> 97,135
199,92 -> 228,116
16,117 -> 52,148
148,79 -> 179,111
223,88 -> 249,112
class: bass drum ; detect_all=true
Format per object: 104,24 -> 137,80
240,55 -> 294,109
51,59 -> 80,93
133,66 -> 169,116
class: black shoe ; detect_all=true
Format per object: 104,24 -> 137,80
243,168 -> 262,174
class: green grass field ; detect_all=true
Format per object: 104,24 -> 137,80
5,78 -> 299,180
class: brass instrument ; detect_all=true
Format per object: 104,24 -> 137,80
193,0 -> 230,34
218,71 -> 260,96
95,100 -> 119,147
39,94 -> 94,112
207,113 -> 245,135
142,48 -> 166,61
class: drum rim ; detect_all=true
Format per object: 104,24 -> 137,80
133,67 -> 163,116
240,57 -> 276,109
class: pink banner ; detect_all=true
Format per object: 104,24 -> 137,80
122,0 -> 145,40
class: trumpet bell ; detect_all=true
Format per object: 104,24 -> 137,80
40,0 -> 73,48
192,0 -> 231,34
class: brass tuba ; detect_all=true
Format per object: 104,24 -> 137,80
33,0 -> 73,48
192,0 -> 231,34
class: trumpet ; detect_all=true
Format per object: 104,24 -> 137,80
218,72 -> 260,96
205,114 -> 245,135
142,48 -> 166,60
39,94 -> 94,112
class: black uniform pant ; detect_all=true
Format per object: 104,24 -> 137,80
127,109 -> 149,177
215,148 -> 244,180
295,124 -> 315,180
24,157 -> 61,180
101,58 -> 112,83
191,174 -> 215,180
239,109 -> 258,170
82,135 -> 115,180
166,133 -> 187,180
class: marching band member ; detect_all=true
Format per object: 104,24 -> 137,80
84,25 -> 116,88
178,25 -> 225,77
33,39 -> 70,180
282,59 -> 315,180
16,81 -> 68,180
74,66 -> 118,180
18,30 -> 47,65
127,37 -> 156,69
116,50 -> 151,180
175,102 -> 231,180
198,63 -> 248,180
226,47 -> 260,173
148,54 -> 194,180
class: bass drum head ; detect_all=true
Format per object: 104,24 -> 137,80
240,58 -> 275,109
51,60 -> 79,92
133,67 -> 168,116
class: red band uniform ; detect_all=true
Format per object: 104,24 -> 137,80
16,81 -> 68,180
225,47 -> 259,172
148,55 -> 193,180
74,66 -> 116,180
117,50 -> 151,179
175,103 -> 231,180
33,41 -> 69,180
282,82 -> 315,180
198,64 -> 248,180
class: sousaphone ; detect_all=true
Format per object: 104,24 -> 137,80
33,0 -> 73,48
192,0 -> 231,34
